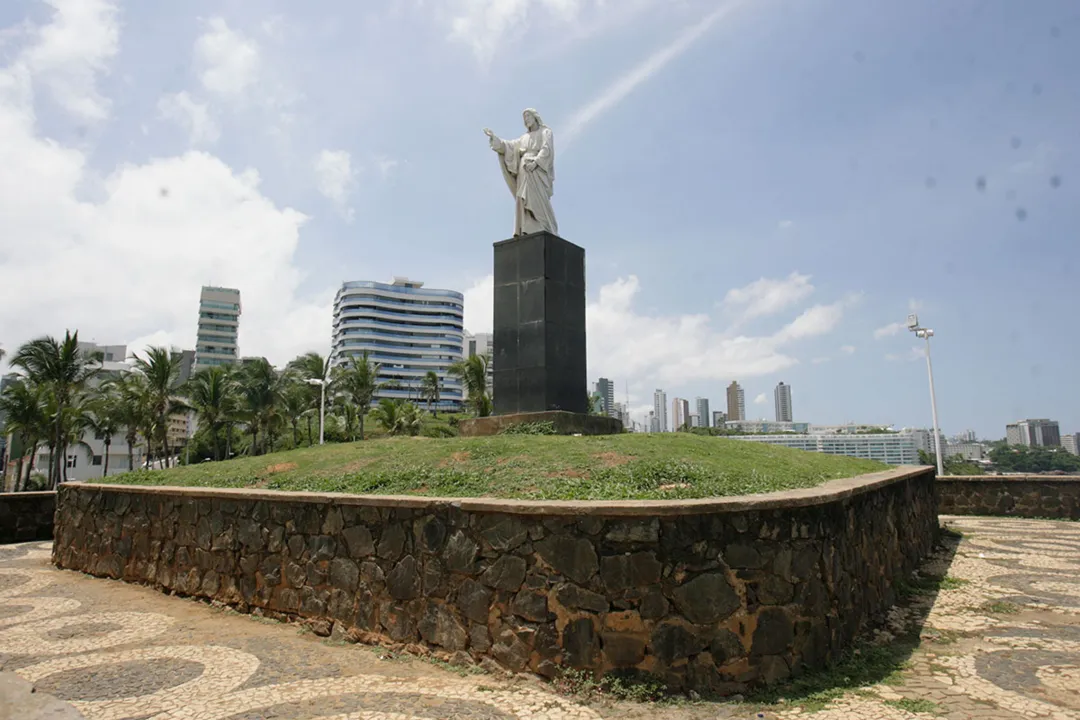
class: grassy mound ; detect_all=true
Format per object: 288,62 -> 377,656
99,434 -> 888,501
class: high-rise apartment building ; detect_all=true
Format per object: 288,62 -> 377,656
1006,419 -> 1061,447
712,410 -> 727,428
695,397 -> 710,428
596,378 -> 616,417
774,382 -> 792,422
332,278 -> 464,410
1061,433 -> 1080,456
672,397 -> 690,431
653,389 -> 668,432
195,286 -> 241,370
726,381 -> 745,421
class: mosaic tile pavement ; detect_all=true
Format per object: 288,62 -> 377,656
2,515 -> 1079,720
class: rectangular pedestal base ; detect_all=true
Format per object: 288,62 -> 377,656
458,411 -> 623,437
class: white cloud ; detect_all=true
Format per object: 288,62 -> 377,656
195,17 -> 260,98
722,272 -> 814,324
873,321 -> 905,339
157,91 -> 220,145
0,27 -> 333,368
778,219 -> 794,230
21,0 -> 119,121
463,271 -> 851,386
463,273 -> 494,334
886,347 -> 925,363
753,393 -> 767,405
377,158 -> 400,178
447,0 -> 583,65
561,0 -> 746,144
313,149 -> 357,221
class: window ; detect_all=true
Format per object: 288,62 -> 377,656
66,455 -> 77,468
92,455 -> 103,466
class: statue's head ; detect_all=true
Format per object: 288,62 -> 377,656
523,108 -> 542,131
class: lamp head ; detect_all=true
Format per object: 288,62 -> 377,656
906,314 -> 919,330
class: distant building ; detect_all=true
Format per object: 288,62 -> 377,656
1061,433 -> 1080,456
907,428 -> 948,457
177,349 -> 196,383
726,420 -> 810,434
596,378 -> 616,417
648,411 -> 659,433
332,278 -> 464,410
945,442 -> 985,461
1006,419 -> 1061,448
734,431 -> 919,465
195,286 -> 241,370
672,397 -> 690,430
77,341 -> 127,364
712,410 -> 727,428
695,397 -> 710,428
774,382 -> 792,422
726,381 -> 745,421
653,390 -> 668,432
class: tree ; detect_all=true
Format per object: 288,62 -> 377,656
449,353 -> 491,417
331,351 -> 386,441
132,347 -> 184,469
239,358 -> 283,456
108,372 -> 149,473
288,352 -> 331,445
0,379 -> 47,491
279,379 -> 309,449
11,332 -> 100,487
81,388 -> 122,478
420,371 -> 441,417
184,366 -> 237,461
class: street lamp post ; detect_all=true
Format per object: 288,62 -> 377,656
907,314 -> 944,477
307,379 -> 326,445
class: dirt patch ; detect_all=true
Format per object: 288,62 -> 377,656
592,452 -> 631,467
658,483 -> 691,491
496,455 -> 528,466
545,469 -> 586,479
438,451 -> 472,468
265,462 -> 298,474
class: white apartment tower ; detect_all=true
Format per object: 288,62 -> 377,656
195,286 -> 241,369
775,382 -> 793,422
332,278 -> 465,410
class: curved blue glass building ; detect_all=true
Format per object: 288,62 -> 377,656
331,278 -> 464,410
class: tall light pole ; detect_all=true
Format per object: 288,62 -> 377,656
307,378 -> 326,445
907,314 -> 943,476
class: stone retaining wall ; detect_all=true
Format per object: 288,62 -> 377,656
52,467 -> 936,693
0,491 -> 56,544
937,476 -> 1080,520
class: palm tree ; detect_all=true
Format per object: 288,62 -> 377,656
239,358 -> 282,456
11,332 -> 100,487
109,372 -> 149,473
279,379 -> 309,449
287,352 -> 331,445
132,347 -> 184,468
420,371 -> 441,417
331,350 -> 386,441
449,353 -> 491,417
0,379 -> 47,491
184,366 -> 236,461
82,388 -> 122,478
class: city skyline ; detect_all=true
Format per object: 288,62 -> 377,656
0,1 -> 1077,440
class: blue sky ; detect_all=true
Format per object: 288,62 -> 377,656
0,0 -> 1077,439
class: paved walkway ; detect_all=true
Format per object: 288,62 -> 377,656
1,516 -> 1078,720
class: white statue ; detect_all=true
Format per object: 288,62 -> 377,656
484,108 -> 558,237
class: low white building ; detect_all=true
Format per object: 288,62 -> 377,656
732,431 -> 920,465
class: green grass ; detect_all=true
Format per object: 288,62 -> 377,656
979,600 -> 1021,614
95,433 -> 886,501
884,698 -> 940,714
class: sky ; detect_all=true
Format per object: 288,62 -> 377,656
0,0 -> 1077,440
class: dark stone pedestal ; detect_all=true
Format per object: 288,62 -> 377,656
481,231 -> 621,437
492,231 -> 587,415
459,411 -> 624,437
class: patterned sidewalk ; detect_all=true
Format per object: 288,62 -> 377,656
1,516 -> 1078,719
